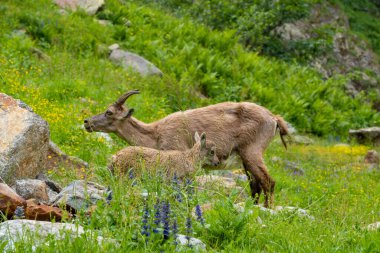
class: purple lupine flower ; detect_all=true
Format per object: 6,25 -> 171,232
129,169 -> 137,186
195,204 -> 205,225
129,169 -> 135,179
161,201 -> 171,240
153,199 -> 161,234
106,188 -> 113,204
14,206 -> 25,219
172,218 -> 178,245
185,216 -> 193,247
141,202 -> 151,239
185,177 -> 194,200
172,173 -> 182,202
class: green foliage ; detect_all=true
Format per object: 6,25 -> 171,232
1,0 -> 379,141
334,0 -> 380,56
140,0 -> 313,53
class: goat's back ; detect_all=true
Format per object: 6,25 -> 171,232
155,102 -> 277,155
111,146 -> 197,178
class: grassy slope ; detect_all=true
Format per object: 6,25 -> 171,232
0,0 -> 379,252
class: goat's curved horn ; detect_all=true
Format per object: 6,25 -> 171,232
114,90 -> 140,106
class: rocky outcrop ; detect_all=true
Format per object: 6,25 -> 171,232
0,93 -> 50,184
108,44 -> 163,77
52,180 -> 108,213
349,127 -> 380,146
274,3 -> 380,107
55,0 -> 104,15
0,183 -> 27,218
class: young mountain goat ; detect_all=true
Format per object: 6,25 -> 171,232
84,90 -> 289,207
110,132 -> 219,178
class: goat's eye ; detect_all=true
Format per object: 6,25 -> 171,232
210,150 -> 215,155
105,111 -> 113,116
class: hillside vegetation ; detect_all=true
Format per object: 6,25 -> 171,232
0,0 -> 380,252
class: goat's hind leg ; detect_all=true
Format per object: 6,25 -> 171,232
240,151 -> 275,208
243,163 -> 262,204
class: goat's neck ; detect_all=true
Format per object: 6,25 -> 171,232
186,143 -> 203,165
115,117 -> 157,147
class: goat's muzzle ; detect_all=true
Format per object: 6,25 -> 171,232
212,161 -> 220,166
84,119 -> 93,132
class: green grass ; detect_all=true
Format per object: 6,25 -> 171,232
0,0 -> 380,252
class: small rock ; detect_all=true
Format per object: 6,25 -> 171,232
284,161 -> 305,176
365,222 -> 380,231
234,202 -> 315,220
52,180 -> 108,213
286,122 -> 297,134
95,132 -> 114,147
29,47 -> 51,61
25,199 -> 64,221
108,43 -> 120,51
176,234 -> 206,250
195,175 -> 237,189
221,171 -> 248,181
0,183 -> 27,218
96,19 -> 112,26
109,46 -> 163,77
292,135 -> 314,145
274,206 -> 315,220
349,127 -> 380,146
13,179 -> 50,204
54,0 -> 104,15
364,150 -> 380,164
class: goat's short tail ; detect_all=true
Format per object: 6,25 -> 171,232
275,115 -> 289,149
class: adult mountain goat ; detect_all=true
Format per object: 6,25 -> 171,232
84,90 -> 289,207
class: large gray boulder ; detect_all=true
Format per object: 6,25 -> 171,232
55,0 -> 104,15
109,44 -> 163,77
0,220 -> 114,251
0,93 -> 49,184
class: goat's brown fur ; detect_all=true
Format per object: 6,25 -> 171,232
84,90 -> 289,207
110,132 -> 219,178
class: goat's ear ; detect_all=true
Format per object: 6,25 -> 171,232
194,131 -> 200,143
200,132 -> 206,148
122,108 -> 134,119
